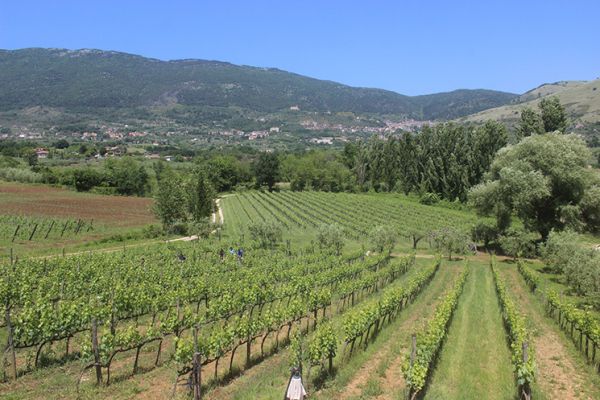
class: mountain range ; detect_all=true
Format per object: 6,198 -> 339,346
1,48 -> 598,143
0,48 -> 517,120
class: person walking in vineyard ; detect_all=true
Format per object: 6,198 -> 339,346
219,248 -> 225,261
284,367 -> 307,400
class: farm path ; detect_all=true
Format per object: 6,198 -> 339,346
328,262 -> 462,400
423,261 -> 515,400
38,196 -> 225,258
499,265 -> 600,400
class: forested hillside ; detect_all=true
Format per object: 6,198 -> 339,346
0,48 -> 516,118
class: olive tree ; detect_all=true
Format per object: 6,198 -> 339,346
470,220 -> 500,248
498,228 -> 537,260
248,222 -> 283,249
317,224 -> 345,256
369,225 -> 398,253
469,133 -> 598,240
429,227 -> 473,260
539,230 -> 581,273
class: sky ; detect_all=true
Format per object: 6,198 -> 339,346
1,0 -> 599,96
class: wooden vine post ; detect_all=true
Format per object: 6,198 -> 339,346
28,223 -> 38,241
522,342 -> 531,400
60,220 -> 69,237
4,305 -> 17,380
11,225 -> 20,242
91,318 -> 103,385
407,333 -> 416,400
192,326 -> 201,400
44,220 -> 55,239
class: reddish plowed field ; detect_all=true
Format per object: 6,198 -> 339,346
0,181 -> 156,227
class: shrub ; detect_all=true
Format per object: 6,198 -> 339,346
142,224 -> 164,239
0,167 -> 43,183
170,222 -> 189,236
419,192 -> 440,205
470,221 -> 499,248
71,168 -> 104,192
498,228 -> 537,259
563,250 -> 600,298
539,230 -> 580,273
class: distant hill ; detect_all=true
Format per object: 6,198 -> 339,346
0,48 -> 517,120
460,79 -> 600,129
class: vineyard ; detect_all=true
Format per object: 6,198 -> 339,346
1,190 -> 600,399
0,181 -> 157,256
221,191 -> 481,247
0,215 -> 96,242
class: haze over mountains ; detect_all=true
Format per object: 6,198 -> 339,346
0,48 -> 517,120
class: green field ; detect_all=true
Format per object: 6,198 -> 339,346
220,190 -> 481,252
1,189 -> 600,400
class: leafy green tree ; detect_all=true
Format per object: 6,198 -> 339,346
429,227 -> 472,260
540,96 -> 568,133
539,230 -> 580,273
253,152 -> 280,191
154,169 -> 187,231
369,225 -> 398,253
516,107 -> 544,139
563,250 -> 600,299
248,222 -> 283,249
24,149 -> 38,166
406,228 -> 426,250
542,230 -> 600,298
152,160 -> 167,182
71,168 -> 104,191
342,142 -> 358,170
104,158 -> 150,196
351,121 -> 506,200
186,169 -> 215,223
281,151 -> 354,192
470,221 -> 499,248
53,139 -> 70,149
204,156 -> 249,192
580,186 -> 600,232
469,133 -> 594,240
317,224 -> 345,255
498,228 -> 537,260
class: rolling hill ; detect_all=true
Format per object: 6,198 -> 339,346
460,79 -> 600,129
0,48 -> 517,120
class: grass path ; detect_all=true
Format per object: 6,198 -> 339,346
317,261 -> 463,400
424,261 -> 515,400
497,262 -> 600,400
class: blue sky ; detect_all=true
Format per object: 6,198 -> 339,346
1,0 -> 598,95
